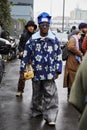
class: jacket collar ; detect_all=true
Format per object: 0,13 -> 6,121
32,29 -> 56,40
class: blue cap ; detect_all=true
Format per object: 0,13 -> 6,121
78,23 -> 87,29
37,12 -> 51,24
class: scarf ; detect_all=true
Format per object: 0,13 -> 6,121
72,35 -> 81,63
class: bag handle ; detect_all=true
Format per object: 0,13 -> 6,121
26,64 -> 33,72
26,64 -> 28,72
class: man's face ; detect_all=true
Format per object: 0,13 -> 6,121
81,28 -> 87,33
39,22 -> 50,36
83,28 -> 87,33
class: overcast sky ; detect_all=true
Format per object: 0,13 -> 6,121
34,0 -> 87,19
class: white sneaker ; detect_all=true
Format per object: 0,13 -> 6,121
16,92 -> 22,97
48,121 -> 56,126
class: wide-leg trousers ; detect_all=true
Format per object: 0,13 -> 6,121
31,80 -> 58,122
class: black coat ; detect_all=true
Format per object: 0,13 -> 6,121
18,30 -> 33,52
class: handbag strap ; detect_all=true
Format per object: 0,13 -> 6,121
26,64 -> 33,72
26,64 -> 28,72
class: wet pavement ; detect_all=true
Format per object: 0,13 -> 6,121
0,59 -> 80,130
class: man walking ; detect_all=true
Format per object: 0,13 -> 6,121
20,12 -> 62,126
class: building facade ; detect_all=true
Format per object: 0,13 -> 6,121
51,16 -> 84,32
50,8 -> 87,32
8,0 -> 34,36
9,0 -> 34,21
70,8 -> 87,21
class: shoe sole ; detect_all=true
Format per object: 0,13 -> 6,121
16,92 -> 22,97
48,122 -> 56,126
45,120 -> 56,126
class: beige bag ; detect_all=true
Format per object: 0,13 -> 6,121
24,64 -> 34,80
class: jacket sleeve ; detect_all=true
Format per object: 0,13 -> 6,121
54,37 -> 62,74
18,33 -> 27,52
20,40 -> 32,71
82,34 -> 87,54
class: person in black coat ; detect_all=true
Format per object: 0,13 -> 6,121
18,21 -> 37,59
16,20 -> 37,97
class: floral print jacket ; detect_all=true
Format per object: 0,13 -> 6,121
20,30 -> 62,81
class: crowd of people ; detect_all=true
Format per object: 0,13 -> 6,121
15,12 -> 87,128
64,23 -> 87,130
1,11 -> 87,128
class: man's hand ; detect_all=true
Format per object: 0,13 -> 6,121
20,52 -> 24,56
19,52 -> 24,59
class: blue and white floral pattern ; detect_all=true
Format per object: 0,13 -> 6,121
36,65 -> 42,70
48,46 -> 53,54
35,55 -> 42,62
20,30 -> 62,81
36,44 -> 41,51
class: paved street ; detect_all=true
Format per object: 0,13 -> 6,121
0,59 -> 80,130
